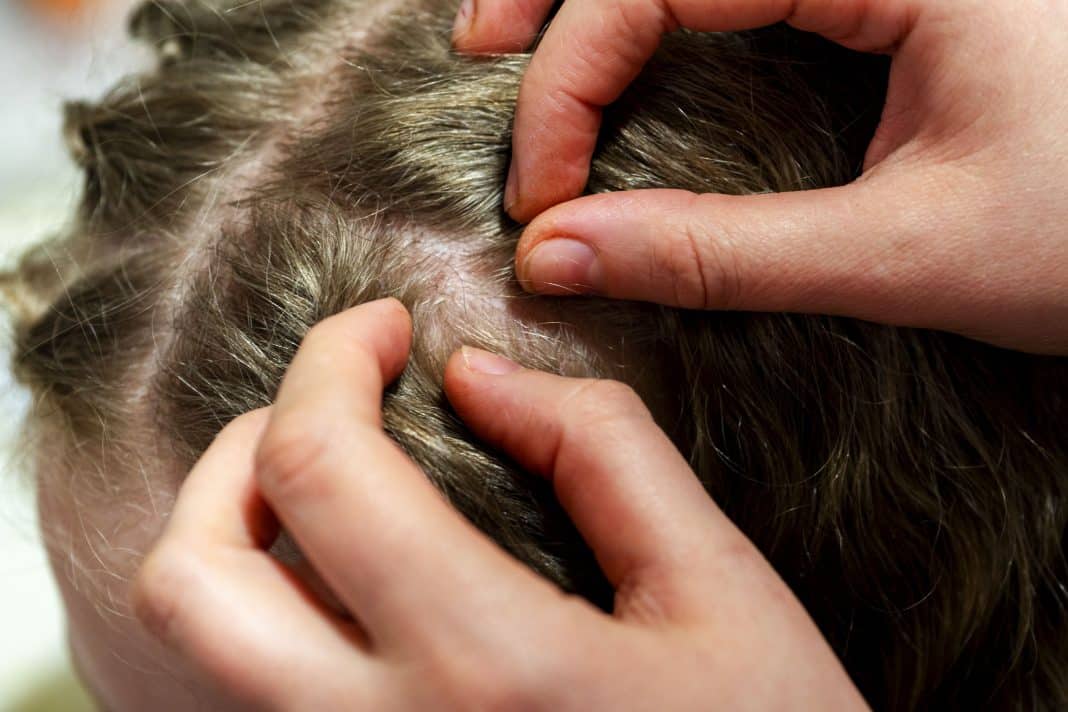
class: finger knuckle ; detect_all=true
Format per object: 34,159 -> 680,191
557,379 -> 653,455
613,568 -> 672,625
610,0 -> 678,42
254,416 -> 332,501
437,649 -> 554,712
131,545 -> 197,645
569,378 -> 646,417
720,534 -> 781,591
667,197 -> 746,310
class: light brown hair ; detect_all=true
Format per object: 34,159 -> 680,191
4,0 -> 1067,708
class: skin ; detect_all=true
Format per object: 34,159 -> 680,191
131,299 -> 868,710
453,0 -> 1068,354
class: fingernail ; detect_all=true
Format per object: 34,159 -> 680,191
452,0 -> 475,42
504,160 -> 520,215
521,238 -> 601,294
461,346 -> 522,376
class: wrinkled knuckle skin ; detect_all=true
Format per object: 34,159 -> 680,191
676,203 -> 745,310
660,226 -> 712,310
255,420 -> 331,501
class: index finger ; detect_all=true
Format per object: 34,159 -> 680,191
256,299 -> 557,651
164,409 -> 276,549
451,0 -> 554,53
498,0 -> 920,223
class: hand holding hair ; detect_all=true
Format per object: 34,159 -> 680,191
454,0 -> 1068,354
132,299 -> 867,710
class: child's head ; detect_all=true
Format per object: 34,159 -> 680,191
4,0 -> 1067,708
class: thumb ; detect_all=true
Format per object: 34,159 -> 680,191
514,179 -> 960,328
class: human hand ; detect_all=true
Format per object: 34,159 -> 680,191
132,298 -> 866,710
453,0 -> 1068,354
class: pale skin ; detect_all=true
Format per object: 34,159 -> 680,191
453,0 -> 1068,354
132,299 -> 868,709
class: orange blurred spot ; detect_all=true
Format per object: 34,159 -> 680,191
24,0 -> 98,22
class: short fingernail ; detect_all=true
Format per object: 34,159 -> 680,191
503,160 -> 520,215
452,0 -> 475,42
461,346 -> 522,376
521,238 -> 601,294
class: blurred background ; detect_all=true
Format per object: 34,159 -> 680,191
1,0 -> 146,708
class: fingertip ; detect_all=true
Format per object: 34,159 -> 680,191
444,347 -> 520,411
503,168 -> 552,225
504,161 -> 593,225
170,406 -> 278,550
514,191 -> 616,255
505,196 -> 540,225
503,160 -> 522,220
461,345 -> 523,375
367,296 -> 411,324
514,204 -> 561,277
443,349 -> 475,402
514,197 -> 606,293
450,0 -> 477,49
517,237 -> 600,296
360,298 -> 413,379
217,407 -> 273,446
503,163 -> 543,224
451,0 -> 552,54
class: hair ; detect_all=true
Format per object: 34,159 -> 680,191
3,0 -> 1066,708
